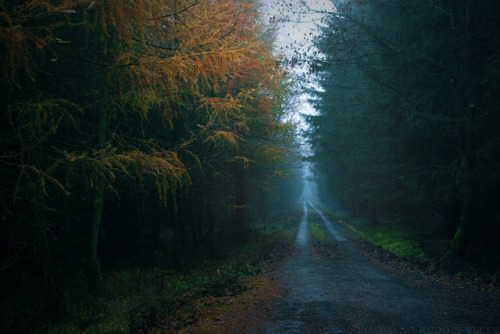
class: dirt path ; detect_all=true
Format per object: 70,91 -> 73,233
264,202 -> 499,333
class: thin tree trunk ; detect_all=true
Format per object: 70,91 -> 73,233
198,170 -> 217,257
189,199 -> 200,253
86,78 -> 108,295
448,3 -> 476,257
449,152 -> 474,257
449,187 -> 473,256
206,203 -> 216,257
449,70 -> 476,257
152,207 -> 160,250
31,177 -> 68,317
86,175 -> 105,295
172,207 -> 184,269
179,205 -> 190,255
29,107 -> 68,316
203,181 -> 217,257
233,166 -> 247,244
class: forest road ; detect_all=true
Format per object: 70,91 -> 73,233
263,201 -> 500,334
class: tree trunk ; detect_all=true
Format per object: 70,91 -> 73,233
206,202 -> 216,257
179,205 -> 190,255
233,166 -> 247,244
203,180 -> 216,257
172,207 -> 184,269
28,112 -> 68,316
189,199 -> 200,253
86,175 -> 105,295
448,154 -> 474,257
449,191 -> 472,256
31,177 -> 68,317
448,2 -> 476,257
152,207 -> 160,251
86,78 -> 108,295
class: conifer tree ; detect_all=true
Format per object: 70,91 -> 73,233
308,0 -> 500,256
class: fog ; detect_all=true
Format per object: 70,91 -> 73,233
298,164 -> 320,205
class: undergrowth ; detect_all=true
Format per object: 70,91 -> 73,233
335,213 -> 430,264
334,210 -> 500,282
28,214 -> 297,334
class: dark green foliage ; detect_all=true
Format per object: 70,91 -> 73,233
308,0 -> 500,257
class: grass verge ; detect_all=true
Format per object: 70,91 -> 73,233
334,213 -> 430,264
332,210 -> 500,285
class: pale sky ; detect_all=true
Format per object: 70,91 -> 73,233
263,0 -> 333,115
264,0 -> 333,55
262,0 -> 333,135
262,0 -> 334,187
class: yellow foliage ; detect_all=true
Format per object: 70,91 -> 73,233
62,140 -> 191,206
234,156 -> 255,169
0,0 -> 89,85
1,0 -> 292,210
204,130 -> 241,149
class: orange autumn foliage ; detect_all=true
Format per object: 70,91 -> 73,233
0,0 -> 293,325
0,0 -> 290,224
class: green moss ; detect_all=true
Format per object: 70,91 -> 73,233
365,230 -> 427,261
309,222 -> 326,241
384,240 -> 426,260
334,213 -> 428,262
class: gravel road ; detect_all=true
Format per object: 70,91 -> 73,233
264,202 -> 500,334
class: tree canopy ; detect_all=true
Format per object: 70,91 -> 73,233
0,0 -> 294,328
307,0 -> 500,257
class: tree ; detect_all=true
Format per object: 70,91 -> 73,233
1,0 -> 291,327
308,0 -> 500,256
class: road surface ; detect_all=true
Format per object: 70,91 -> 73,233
264,201 -> 499,333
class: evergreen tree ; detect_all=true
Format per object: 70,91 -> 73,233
308,0 -> 500,255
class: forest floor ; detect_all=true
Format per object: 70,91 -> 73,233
148,203 -> 500,333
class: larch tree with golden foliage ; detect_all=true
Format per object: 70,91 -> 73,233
0,0 -> 292,326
